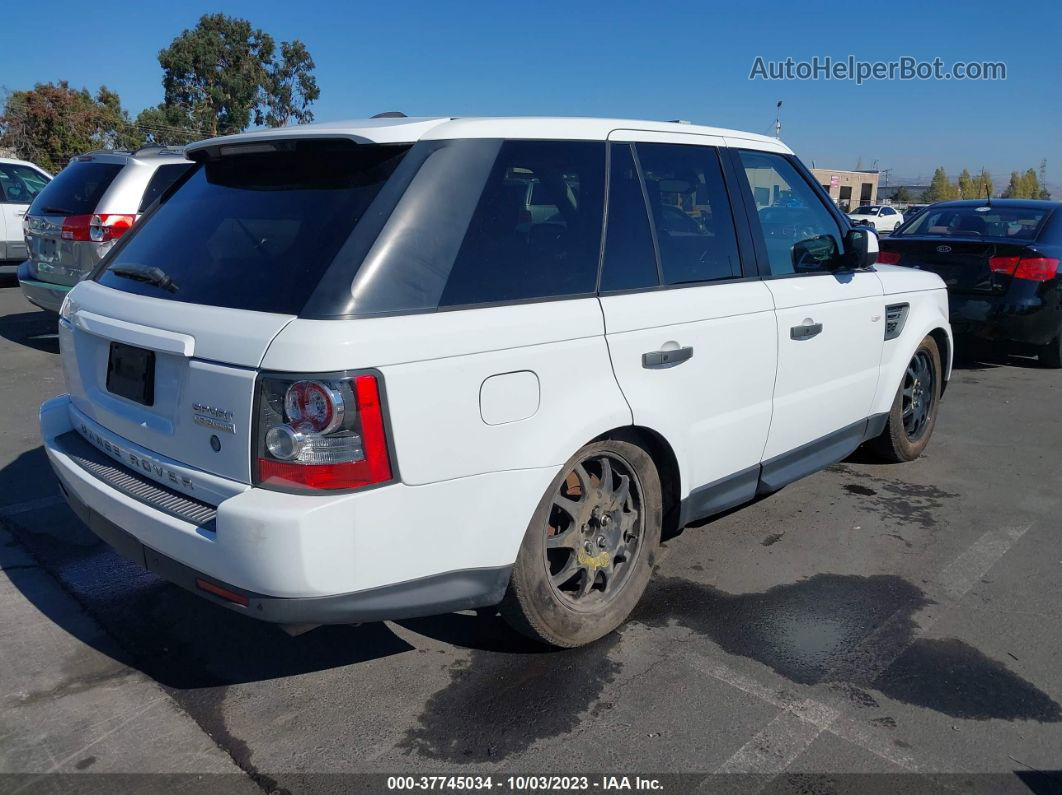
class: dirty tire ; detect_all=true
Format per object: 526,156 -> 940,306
871,335 -> 942,463
500,440 -> 662,648
1038,331 -> 1062,368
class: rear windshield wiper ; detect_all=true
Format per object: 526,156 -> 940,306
110,265 -> 179,293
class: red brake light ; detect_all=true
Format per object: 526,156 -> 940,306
60,215 -> 92,241
256,373 -> 393,492
60,213 -> 135,242
877,250 -> 901,265
90,214 -> 135,242
1013,257 -> 1059,281
989,256 -> 1020,275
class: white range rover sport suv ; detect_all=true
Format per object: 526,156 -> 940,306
41,116 -> 952,647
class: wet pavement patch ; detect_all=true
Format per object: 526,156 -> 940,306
761,532 -> 785,547
843,484 -> 877,497
874,638 -> 1062,722
400,626 -> 621,762
632,574 -> 1062,723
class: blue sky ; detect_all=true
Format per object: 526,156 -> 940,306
4,0 -> 1060,187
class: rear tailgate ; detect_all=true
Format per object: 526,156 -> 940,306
59,281 -> 294,484
881,237 -> 1030,294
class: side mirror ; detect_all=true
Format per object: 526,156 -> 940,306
838,226 -> 878,270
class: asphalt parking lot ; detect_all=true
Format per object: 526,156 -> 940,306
1,279 -> 1060,793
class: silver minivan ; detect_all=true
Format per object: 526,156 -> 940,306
19,146 -> 193,312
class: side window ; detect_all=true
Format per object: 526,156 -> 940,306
0,164 -> 49,204
139,163 -> 195,212
738,151 -> 841,276
600,143 -> 659,292
882,207 -> 896,216
635,143 -> 740,285
439,141 -> 605,307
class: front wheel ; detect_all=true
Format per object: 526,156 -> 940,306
871,335 -> 942,462
500,440 -> 662,648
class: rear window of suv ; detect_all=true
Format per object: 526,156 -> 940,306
29,161 -> 122,216
97,142 -> 410,315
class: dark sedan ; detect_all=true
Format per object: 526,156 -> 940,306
880,199 -> 1062,367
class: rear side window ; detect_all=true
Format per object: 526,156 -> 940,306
635,142 -> 741,285
600,143 -> 659,292
438,141 -> 605,307
98,142 -> 409,315
138,163 -> 194,212
0,164 -> 50,204
29,161 -> 122,216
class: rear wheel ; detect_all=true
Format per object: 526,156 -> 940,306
500,440 -> 661,648
871,335 -> 942,463
1038,331 -> 1062,368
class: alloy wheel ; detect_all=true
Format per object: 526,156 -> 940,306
543,453 -> 644,610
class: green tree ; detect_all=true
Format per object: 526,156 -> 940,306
1002,171 -> 1022,198
1023,168 -> 1040,199
133,103 -> 204,146
923,167 -> 954,203
263,40 -> 320,127
972,167 -> 993,199
0,82 -> 141,172
957,168 -> 973,199
893,185 -> 912,203
155,13 -> 320,138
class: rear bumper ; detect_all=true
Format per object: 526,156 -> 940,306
18,261 -> 70,313
59,485 -> 510,624
949,292 -> 1061,346
41,395 -> 548,624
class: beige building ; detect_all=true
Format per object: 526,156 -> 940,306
810,168 -> 879,211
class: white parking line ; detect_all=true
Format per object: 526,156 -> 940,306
707,523 -> 1033,783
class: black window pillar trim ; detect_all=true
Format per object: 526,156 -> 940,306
628,142 -> 666,287
718,146 -> 763,280
724,147 -> 773,279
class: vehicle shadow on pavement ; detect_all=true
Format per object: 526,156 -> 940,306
2,446 -> 422,690
0,309 -> 59,355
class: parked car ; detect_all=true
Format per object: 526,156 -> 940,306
900,203 -> 929,223
0,157 -> 51,275
18,146 -> 193,311
880,199 -> 1061,366
41,116 -> 951,647
849,204 -> 904,233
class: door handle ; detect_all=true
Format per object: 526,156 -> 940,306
642,346 -> 694,368
790,321 -> 823,341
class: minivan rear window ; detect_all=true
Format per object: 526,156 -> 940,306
29,162 -> 122,216
97,142 -> 410,315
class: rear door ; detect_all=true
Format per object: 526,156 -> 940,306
0,163 -> 49,260
731,149 -> 884,487
599,133 -> 778,517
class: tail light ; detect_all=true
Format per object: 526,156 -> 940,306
877,250 -> 901,265
989,256 -> 1059,281
255,372 -> 393,492
61,214 -> 135,242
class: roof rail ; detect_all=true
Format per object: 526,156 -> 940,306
371,111 -> 407,119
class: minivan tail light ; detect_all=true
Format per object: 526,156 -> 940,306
877,250 -> 901,265
256,372 -> 393,492
89,214 -> 135,242
61,213 -> 135,242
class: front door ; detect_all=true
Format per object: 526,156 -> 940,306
733,149 -> 884,490
599,134 -> 778,520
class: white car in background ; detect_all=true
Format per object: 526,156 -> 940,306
0,157 -> 51,275
849,204 -> 904,233
41,116 -> 952,648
